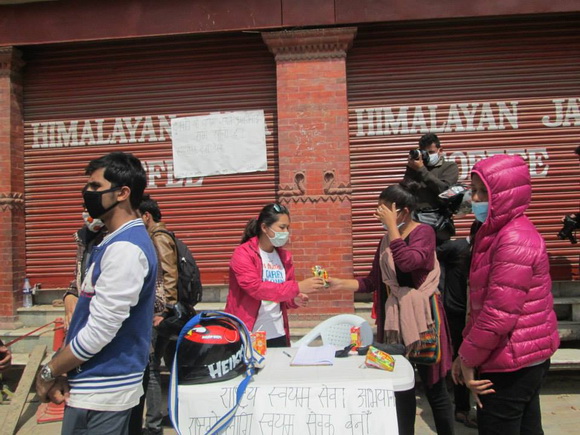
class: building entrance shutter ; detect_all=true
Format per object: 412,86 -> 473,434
347,15 -> 580,280
23,32 -> 277,287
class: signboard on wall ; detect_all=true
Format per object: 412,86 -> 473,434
171,110 -> 268,178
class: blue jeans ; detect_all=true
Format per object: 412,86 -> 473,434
477,360 -> 550,435
62,407 -> 132,435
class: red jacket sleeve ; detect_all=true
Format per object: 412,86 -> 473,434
230,243 -> 300,303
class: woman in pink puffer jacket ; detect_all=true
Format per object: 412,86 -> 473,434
452,154 -> 559,435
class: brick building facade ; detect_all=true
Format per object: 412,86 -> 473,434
0,1 -> 578,325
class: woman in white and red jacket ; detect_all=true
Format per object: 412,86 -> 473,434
452,154 -> 559,435
225,203 -> 325,347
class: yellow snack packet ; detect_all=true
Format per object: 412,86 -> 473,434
364,345 -> 395,372
311,265 -> 329,287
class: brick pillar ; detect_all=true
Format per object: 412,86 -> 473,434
0,47 -> 25,327
262,28 -> 357,321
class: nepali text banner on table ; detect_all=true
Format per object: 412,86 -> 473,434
177,380 -> 397,435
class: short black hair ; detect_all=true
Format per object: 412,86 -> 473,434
85,152 -> 146,210
575,145 -> 580,156
138,194 -> 162,222
418,133 -> 441,150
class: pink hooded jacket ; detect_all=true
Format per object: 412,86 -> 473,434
459,155 -> 559,373
225,236 -> 299,345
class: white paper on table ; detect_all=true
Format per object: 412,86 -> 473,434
290,345 -> 336,366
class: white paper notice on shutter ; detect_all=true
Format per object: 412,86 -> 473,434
171,110 -> 267,178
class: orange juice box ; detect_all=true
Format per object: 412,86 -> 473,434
251,330 -> 267,355
350,326 -> 362,350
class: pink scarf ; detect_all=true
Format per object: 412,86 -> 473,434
379,235 -> 441,352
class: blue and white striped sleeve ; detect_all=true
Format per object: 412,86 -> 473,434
70,241 -> 149,361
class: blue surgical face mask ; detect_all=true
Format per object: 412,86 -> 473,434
427,152 -> 440,167
268,230 -> 289,247
472,201 -> 489,223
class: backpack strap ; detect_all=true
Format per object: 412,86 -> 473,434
168,311 -> 265,435
151,228 -> 177,248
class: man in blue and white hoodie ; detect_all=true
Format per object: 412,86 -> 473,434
36,152 -> 157,434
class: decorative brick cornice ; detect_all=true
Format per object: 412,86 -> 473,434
0,46 -> 25,78
262,27 -> 357,61
322,169 -> 352,196
278,171 -> 306,198
280,196 -> 351,205
0,192 -> 25,211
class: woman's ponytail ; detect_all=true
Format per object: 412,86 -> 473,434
241,218 -> 259,244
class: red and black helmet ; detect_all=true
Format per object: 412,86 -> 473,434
177,317 -> 247,384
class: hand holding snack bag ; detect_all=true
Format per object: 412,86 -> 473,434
312,265 -> 330,288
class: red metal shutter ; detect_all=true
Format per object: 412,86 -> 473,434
22,32 -> 277,287
347,15 -> 580,280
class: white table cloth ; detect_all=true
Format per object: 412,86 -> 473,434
174,347 -> 415,434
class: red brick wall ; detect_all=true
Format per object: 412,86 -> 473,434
0,47 -> 25,324
263,28 -> 357,320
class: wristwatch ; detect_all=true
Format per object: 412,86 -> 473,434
39,363 -> 56,382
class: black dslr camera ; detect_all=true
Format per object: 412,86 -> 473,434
414,185 -> 470,239
558,214 -> 579,244
409,148 -> 430,165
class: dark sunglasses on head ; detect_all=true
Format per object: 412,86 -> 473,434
273,203 -> 288,214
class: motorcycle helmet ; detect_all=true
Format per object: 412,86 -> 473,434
177,316 -> 247,384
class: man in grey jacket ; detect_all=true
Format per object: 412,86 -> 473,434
403,132 -> 459,231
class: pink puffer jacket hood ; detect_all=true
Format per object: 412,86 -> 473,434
459,154 -> 559,373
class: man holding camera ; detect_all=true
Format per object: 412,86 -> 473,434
404,133 -> 459,226
404,133 -> 476,427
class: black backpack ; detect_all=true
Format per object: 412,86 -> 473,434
153,229 -> 203,309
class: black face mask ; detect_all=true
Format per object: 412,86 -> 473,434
82,186 -> 121,219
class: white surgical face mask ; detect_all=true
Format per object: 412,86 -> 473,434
381,209 -> 405,230
384,222 -> 405,230
427,152 -> 440,166
268,229 -> 289,247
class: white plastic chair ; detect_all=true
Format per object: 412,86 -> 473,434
291,314 -> 374,348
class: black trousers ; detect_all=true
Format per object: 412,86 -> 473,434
446,313 -> 471,414
128,365 -> 149,435
437,238 -> 471,415
266,335 -> 287,348
396,364 -> 455,435
477,360 -> 550,435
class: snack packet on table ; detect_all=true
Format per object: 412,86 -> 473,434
364,345 -> 395,372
